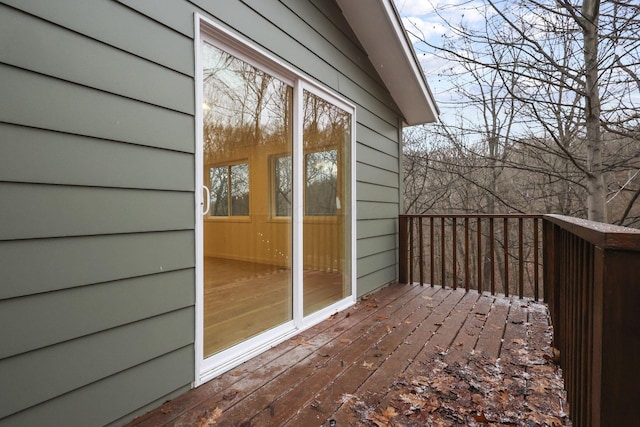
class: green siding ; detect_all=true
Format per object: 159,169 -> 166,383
358,250 -> 397,281
0,183 -> 193,240
357,182 -> 400,204
0,269 -> 194,358
0,347 -> 194,427
0,65 -> 194,152
358,163 -> 400,187
0,4 -> 194,114
357,144 -> 400,173
0,0 -> 407,425
357,265 -> 398,295
0,124 -> 193,190
357,218 -> 397,240
0,231 -> 194,299
1,308 -> 193,419
1,0 -> 194,75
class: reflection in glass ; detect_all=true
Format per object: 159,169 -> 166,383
202,41 -> 293,358
305,150 -> 338,216
273,155 -> 292,217
302,90 -> 351,316
210,166 -> 228,216
230,163 -> 249,216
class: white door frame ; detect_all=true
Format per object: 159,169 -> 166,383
193,13 -> 357,387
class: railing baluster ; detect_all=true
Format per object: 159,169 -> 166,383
430,217 -> 434,287
504,217 -> 509,297
518,217 -> 524,299
419,216 -> 424,286
441,217 -> 446,288
400,215 -> 543,297
464,217 -> 470,293
477,217 -> 482,294
490,217 -> 495,295
409,216 -> 414,285
533,217 -> 539,300
452,217 -> 457,290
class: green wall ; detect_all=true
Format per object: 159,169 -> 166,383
0,0 -> 405,425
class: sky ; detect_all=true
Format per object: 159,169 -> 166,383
392,0 -> 490,124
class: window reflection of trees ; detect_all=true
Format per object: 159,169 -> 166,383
201,42 -> 351,220
209,163 -> 249,216
303,91 -> 350,217
273,155 -> 292,217
202,42 -> 292,161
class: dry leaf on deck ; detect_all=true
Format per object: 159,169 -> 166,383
367,406 -> 398,427
196,407 -> 222,426
362,360 -> 375,370
471,411 -> 490,423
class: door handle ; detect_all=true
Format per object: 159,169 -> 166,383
202,185 -> 210,216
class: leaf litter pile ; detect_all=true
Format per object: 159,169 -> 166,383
344,308 -> 570,426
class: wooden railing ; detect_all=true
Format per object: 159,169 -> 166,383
399,214 -> 543,299
399,213 -> 640,426
543,214 -> 640,427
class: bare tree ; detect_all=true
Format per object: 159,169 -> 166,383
402,0 -> 640,224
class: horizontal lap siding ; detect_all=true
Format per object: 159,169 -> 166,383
0,1 -> 196,426
0,0 -> 404,425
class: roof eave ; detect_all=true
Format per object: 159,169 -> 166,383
336,0 -> 439,126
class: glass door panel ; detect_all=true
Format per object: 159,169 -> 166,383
302,90 -> 352,316
201,41 -> 293,358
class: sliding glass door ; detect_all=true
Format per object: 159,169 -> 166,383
197,24 -> 354,381
201,41 -> 293,358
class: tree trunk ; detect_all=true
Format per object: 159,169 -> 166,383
582,0 -> 607,222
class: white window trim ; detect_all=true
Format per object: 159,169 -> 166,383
194,13 -> 357,387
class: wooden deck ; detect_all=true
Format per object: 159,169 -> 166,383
128,284 -> 570,426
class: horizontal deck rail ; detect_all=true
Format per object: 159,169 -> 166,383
399,214 -> 543,300
543,214 -> 640,427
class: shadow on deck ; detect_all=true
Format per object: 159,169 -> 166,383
128,283 -> 570,426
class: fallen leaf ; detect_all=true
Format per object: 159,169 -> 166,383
230,370 -> 243,376
411,376 -> 429,387
430,375 -> 455,395
398,393 -> 426,412
340,338 -> 351,344
529,382 -> 548,394
362,360 -> 375,370
365,302 -> 379,308
222,390 -> 238,400
376,315 -> 389,320
338,393 -> 358,404
471,411 -> 490,423
367,406 -> 398,427
196,407 -> 222,426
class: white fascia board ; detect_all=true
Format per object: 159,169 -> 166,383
336,0 -> 439,125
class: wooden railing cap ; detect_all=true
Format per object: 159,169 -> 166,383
544,214 -> 640,251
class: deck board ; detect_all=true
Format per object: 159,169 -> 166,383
127,284 -> 570,427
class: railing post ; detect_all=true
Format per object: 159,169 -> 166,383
542,214 -> 640,426
398,215 -> 408,284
